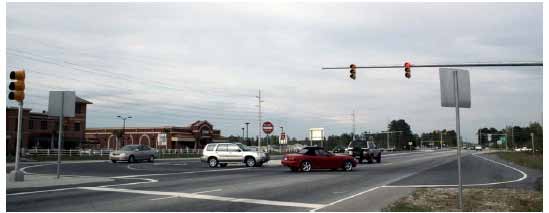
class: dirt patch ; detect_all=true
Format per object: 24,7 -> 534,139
383,188 -> 542,212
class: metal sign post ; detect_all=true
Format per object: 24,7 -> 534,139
57,93 -> 64,179
48,91 -> 76,179
453,70 -> 464,209
440,68 -> 470,209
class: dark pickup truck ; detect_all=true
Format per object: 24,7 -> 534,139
344,140 -> 382,164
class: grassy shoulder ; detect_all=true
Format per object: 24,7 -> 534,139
383,188 -> 542,212
495,152 -> 542,170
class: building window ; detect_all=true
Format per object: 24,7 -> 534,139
75,103 -> 82,114
29,120 -> 34,129
74,123 -> 81,131
41,120 -> 48,130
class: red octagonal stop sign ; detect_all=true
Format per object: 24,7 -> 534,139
262,121 -> 274,134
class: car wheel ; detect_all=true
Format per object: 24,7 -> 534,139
245,157 -> 256,167
301,161 -> 312,172
148,155 -> 155,163
375,154 -> 381,163
128,155 -> 135,163
343,160 -> 353,171
208,157 -> 218,168
220,163 -> 228,167
111,160 -> 117,163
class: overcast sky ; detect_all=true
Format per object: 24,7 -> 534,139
6,2 -> 543,143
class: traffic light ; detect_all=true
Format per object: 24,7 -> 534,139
8,70 -> 25,101
404,62 -> 411,79
349,64 -> 357,80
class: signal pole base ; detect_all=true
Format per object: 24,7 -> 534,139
8,170 -> 25,182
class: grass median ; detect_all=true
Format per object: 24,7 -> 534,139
383,188 -> 542,212
495,152 -> 542,170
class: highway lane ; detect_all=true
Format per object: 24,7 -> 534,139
7,150 -> 531,212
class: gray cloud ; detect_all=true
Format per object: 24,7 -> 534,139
6,2 -> 542,142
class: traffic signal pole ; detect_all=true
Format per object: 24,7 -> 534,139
322,62 -> 543,70
12,101 -> 24,181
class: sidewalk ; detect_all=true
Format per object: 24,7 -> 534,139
6,157 -> 201,167
7,174 -> 114,190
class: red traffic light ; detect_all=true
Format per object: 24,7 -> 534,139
404,62 -> 411,79
349,64 -> 357,80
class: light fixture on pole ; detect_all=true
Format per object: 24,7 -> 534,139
116,115 -> 132,148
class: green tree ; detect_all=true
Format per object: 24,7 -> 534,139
387,119 -> 413,150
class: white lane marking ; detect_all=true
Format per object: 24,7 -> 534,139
192,189 -> 222,194
20,163 -> 56,175
112,167 -> 250,179
7,187 -> 77,196
149,195 -> 178,201
126,164 -> 149,171
153,162 -> 188,166
309,186 -> 381,212
80,187 -> 325,209
383,152 -> 528,188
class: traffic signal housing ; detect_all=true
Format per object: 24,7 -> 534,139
349,64 -> 357,80
8,70 -> 25,101
404,62 -> 411,79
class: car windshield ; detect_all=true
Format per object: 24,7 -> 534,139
120,145 -> 139,151
237,143 -> 251,151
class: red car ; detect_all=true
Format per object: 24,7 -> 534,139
282,147 -> 358,172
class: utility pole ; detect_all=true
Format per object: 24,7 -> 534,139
531,133 -> 535,154
352,110 -> 356,141
256,89 -> 264,152
245,122 -> 250,144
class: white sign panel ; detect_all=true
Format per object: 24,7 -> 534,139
158,133 -> 167,146
308,128 -> 324,141
439,68 -> 471,108
47,91 -> 76,117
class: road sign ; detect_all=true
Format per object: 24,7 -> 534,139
408,142 -> 412,145
280,132 -> 287,145
262,121 -> 274,134
48,91 -> 76,117
440,68 -> 471,108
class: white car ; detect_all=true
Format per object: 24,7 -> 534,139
475,146 -> 482,151
201,143 -> 269,167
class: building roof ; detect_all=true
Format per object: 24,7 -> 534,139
76,96 -> 93,104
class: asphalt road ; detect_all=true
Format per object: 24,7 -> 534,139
6,150 -> 536,212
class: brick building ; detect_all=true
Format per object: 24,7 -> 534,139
85,120 -> 224,150
5,97 -> 93,155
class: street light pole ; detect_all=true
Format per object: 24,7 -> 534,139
241,127 -> 245,142
117,115 -> 132,148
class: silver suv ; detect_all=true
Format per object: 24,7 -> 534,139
110,144 -> 159,163
201,143 -> 269,167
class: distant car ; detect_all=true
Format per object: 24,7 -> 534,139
345,140 -> 382,164
475,146 -> 483,151
282,147 -> 357,172
201,143 -> 269,167
332,146 -> 346,153
110,144 -> 159,163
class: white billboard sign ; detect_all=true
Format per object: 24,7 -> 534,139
158,133 -> 167,146
308,128 -> 324,141
439,68 -> 471,108
47,91 -> 76,117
